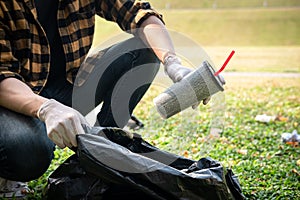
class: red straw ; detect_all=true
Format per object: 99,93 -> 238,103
214,50 -> 235,76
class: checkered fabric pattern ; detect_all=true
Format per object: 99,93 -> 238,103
0,0 -> 163,93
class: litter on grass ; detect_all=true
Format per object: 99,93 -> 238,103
255,114 -> 289,123
255,114 -> 276,123
281,130 -> 300,147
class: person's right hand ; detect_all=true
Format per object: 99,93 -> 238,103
163,54 -> 212,106
37,99 -> 91,149
163,55 -> 192,83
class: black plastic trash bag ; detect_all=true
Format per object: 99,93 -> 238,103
43,127 -> 245,200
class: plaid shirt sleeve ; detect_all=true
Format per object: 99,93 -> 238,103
0,21 -> 25,83
96,0 -> 164,33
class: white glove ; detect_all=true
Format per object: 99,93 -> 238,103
163,54 -> 211,106
37,99 -> 91,149
163,55 -> 192,83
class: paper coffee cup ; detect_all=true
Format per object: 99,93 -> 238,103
153,61 -> 224,119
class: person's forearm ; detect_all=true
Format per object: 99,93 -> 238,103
0,78 -> 47,117
139,16 -> 176,62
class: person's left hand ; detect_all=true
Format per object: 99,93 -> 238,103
37,99 -> 91,148
163,55 -> 211,106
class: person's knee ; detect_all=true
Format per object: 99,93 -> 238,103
2,137 -> 55,181
0,107 -> 55,181
25,140 -> 55,181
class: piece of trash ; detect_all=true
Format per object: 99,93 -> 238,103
255,114 -> 290,123
255,114 -> 276,123
209,127 -> 223,137
276,115 -> 289,122
281,130 -> 300,147
281,130 -> 300,142
237,149 -> 248,155
183,150 -> 189,158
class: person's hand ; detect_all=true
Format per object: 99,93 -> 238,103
163,54 -> 211,106
163,55 -> 191,83
37,99 -> 91,149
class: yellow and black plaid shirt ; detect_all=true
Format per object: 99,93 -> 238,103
0,0 -> 163,93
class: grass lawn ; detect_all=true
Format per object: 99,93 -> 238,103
159,8 -> 300,46
206,46 -> 300,73
92,8 -> 300,73
93,7 -> 300,47
149,0 -> 300,9
25,75 -> 300,199
133,75 -> 300,199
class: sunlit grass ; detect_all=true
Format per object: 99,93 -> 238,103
24,76 -> 299,199
93,8 -> 300,47
149,0 -> 300,9
134,75 -> 300,199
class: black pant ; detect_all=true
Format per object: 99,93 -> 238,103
72,37 -> 160,127
0,37 -> 160,181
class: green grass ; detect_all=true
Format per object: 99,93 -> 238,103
160,8 -> 300,46
92,8 -> 300,73
134,76 -> 300,199
206,46 -> 300,73
149,0 -> 300,9
21,76 -> 300,200
94,8 -> 300,47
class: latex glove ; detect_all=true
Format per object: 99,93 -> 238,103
163,55 -> 192,83
191,95 -> 211,110
37,99 -> 91,149
163,55 -> 211,105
